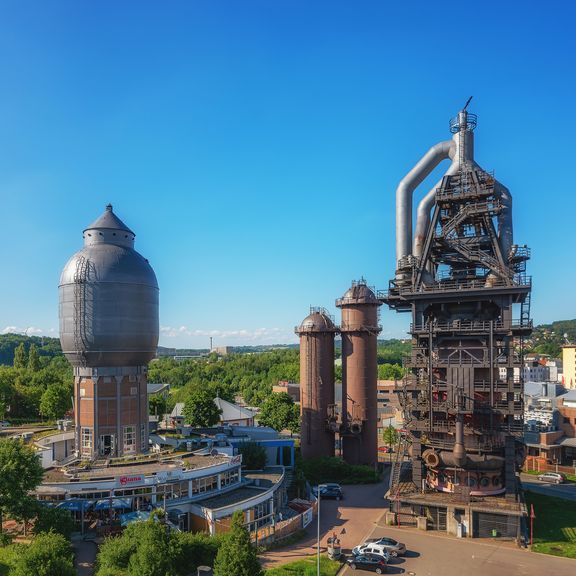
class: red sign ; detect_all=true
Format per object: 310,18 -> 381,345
116,474 -> 145,487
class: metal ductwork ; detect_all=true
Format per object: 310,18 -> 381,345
395,102 -> 514,271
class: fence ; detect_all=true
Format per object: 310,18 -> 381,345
524,456 -> 576,476
250,499 -> 315,546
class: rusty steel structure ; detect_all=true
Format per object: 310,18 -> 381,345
382,104 -> 532,500
295,308 -> 339,459
336,280 -> 382,466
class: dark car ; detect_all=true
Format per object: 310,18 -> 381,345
346,553 -> 387,574
320,487 -> 343,500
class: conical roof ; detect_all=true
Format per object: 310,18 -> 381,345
84,204 -> 134,235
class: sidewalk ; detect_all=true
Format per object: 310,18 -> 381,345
261,477 -> 389,569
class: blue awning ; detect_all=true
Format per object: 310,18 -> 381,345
57,500 -> 94,512
119,510 -> 151,526
94,498 -> 132,511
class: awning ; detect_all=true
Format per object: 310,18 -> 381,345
119,510 -> 151,526
57,500 -> 94,512
94,498 -> 132,511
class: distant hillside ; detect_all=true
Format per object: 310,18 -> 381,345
527,319 -> 576,357
0,333 -> 62,365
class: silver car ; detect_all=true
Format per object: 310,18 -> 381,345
364,536 -> 407,556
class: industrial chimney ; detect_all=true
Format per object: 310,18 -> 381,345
295,308 -> 339,459
336,279 -> 382,466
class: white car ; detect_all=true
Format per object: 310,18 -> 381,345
352,543 -> 391,560
537,472 -> 565,484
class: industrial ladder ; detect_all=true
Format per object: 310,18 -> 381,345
388,433 -> 410,497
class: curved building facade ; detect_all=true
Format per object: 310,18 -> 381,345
59,205 -> 159,458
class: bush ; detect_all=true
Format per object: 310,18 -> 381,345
174,531 -> 222,572
213,510 -> 263,576
238,442 -> 267,470
33,506 -> 74,539
300,457 -> 379,485
12,532 -> 75,576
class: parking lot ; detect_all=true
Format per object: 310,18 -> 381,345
340,524 -> 576,576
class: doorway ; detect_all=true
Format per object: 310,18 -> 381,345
99,434 -> 115,456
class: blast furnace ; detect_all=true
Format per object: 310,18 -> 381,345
382,103 -> 532,537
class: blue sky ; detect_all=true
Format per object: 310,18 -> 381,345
0,1 -> 575,348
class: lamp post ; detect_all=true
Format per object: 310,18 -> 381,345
316,484 -> 327,576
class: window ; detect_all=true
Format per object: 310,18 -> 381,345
123,426 -> 136,454
192,475 -> 218,495
221,469 -> 240,487
158,481 -> 189,500
564,417 -> 570,424
81,427 -> 92,454
140,425 -> 146,450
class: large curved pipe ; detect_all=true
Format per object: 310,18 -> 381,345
413,128 -> 473,259
413,162 -> 458,258
395,140 -> 454,265
495,180 -> 513,258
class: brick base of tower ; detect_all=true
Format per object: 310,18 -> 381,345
74,366 -> 149,459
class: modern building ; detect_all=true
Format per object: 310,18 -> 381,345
562,345 -> 576,389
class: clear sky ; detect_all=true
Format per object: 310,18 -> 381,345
1,1 -> 575,348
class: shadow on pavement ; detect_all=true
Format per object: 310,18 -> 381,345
403,550 -> 421,558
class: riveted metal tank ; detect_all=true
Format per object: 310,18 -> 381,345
336,280 -> 381,466
295,308 -> 339,460
59,204 -> 159,368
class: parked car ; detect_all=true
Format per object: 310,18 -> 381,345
537,472 -> 566,484
0,421 -> 10,428
346,553 -> 387,574
352,543 -> 391,559
312,484 -> 344,500
365,536 -> 406,556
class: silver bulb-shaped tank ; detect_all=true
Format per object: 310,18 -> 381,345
59,204 -> 159,367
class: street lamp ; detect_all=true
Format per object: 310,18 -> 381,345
316,484 -> 327,576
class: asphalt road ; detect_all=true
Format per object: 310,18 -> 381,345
520,473 -> 576,501
339,524 -> 576,576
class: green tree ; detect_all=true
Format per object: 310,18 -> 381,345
126,520 -> 177,576
377,363 -> 404,380
258,392 -> 299,432
33,505 -> 75,539
40,384 -> 71,420
238,442 -> 267,470
12,531 -> 75,576
213,510 -> 263,576
149,394 -> 167,417
27,344 -> 41,372
382,425 -> 399,449
13,343 -> 27,370
182,388 -> 221,427
0,438 -> 44,533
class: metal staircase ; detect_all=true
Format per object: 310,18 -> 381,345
388,433 -> 410,497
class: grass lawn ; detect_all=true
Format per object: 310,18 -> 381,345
524,491 -> 576,558
265,555 -> 341,576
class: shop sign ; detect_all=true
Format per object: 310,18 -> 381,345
115,474 -> 145,488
